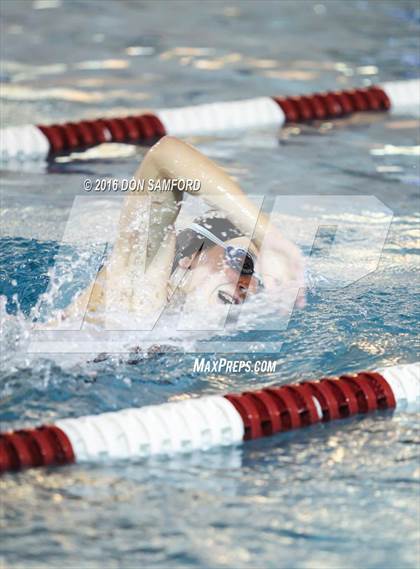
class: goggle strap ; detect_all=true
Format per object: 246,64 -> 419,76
188,222 -> 263,288
188,223 -> 227,249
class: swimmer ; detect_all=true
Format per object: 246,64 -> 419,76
41,136 -> 304,328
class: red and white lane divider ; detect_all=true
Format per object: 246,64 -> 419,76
0,362 -> 418,473
1,79 -> 418,161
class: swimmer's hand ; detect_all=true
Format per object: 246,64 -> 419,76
258,229 -> 305,310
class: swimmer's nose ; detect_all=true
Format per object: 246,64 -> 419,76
233,274 -> 259,303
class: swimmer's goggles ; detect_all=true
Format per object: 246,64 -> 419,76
189,223 -> 264,289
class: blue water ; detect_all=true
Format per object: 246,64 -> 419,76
1,1 -> 419,568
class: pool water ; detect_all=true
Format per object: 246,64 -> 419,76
1,1 -> 419,568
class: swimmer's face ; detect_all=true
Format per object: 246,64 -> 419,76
178,237 -> 260,305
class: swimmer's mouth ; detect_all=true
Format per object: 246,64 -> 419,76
218,290 -> 240,305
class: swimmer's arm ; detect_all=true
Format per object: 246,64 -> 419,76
146,136 -> 304,300
37,150 -> 183,327
110,184 -> 181,271
100,151 -> 182,313
143,136 -> 275,247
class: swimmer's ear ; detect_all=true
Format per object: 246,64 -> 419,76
178,255 -> 195,270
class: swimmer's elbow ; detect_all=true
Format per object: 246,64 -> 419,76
149,135 -> 191,164
143,136 -> 176,170
144,135 -> 201,180
157,135 -> 180,146
150,135 -> 180,156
